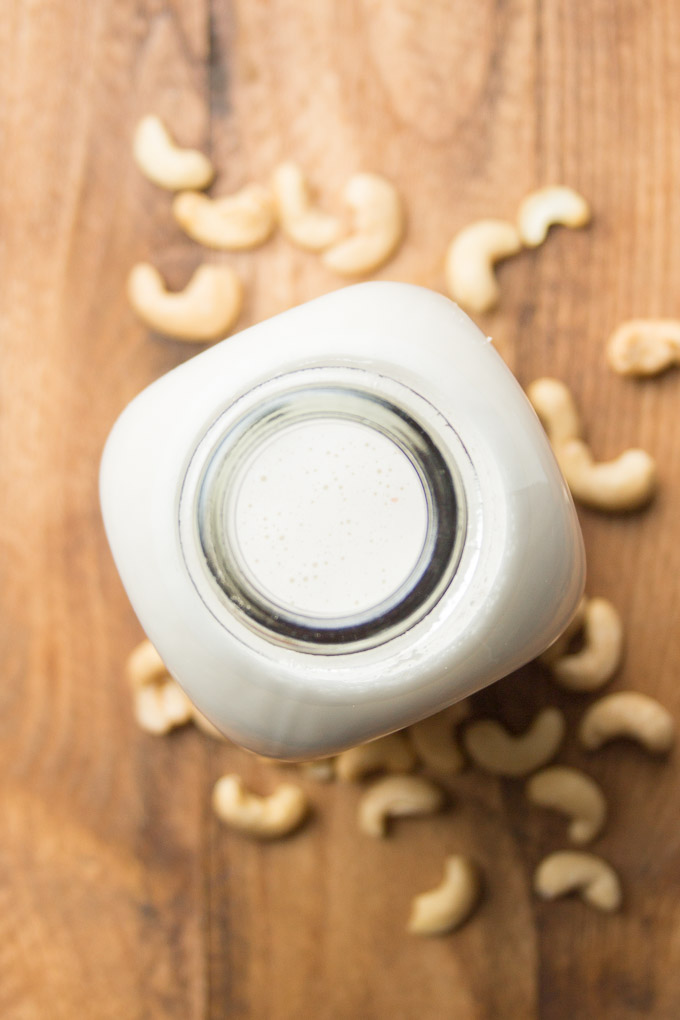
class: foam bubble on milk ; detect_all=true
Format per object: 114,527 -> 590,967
230,418 -> 429,619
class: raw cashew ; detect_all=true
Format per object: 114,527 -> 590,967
321,173 -> 403,275
548,597 -> 623,691
133,678 -> 194,735
517,186 -> 591,247
127,262 -> 243,341
126,639 -> 167,688
444,219 -> 522,314
526,378 -> 582,446
336,732 -> 417,781
526,767 -> 607,844
133,115 -> 214,191
408,856 -> 481,936
272,162 -> 342,251
358,775 -> 445,837
527,377 -> 657,511
607,319 -> 680,376
538,596 -> 588,666
556,440 -> 656,511
407,702 -> 471,774
579,692 -> 675,754
172,185 -> 275,250
534,851 -> 622,911
463,708 -> 565,777
212,774 -> 309,838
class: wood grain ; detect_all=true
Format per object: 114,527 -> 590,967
1,1 -> 679,1017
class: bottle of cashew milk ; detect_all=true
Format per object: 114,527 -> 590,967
100,283 -> 584,759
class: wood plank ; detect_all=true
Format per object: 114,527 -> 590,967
1,0 -> 679,1017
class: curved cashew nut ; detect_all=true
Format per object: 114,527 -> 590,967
407,702 -> 471,774
126,639 -> 193,735
212,774 -> 309,838
408,856 -> 481,936
556,440 -> 656,511
548,597 -> 623,691
517,186 -> 590,247
538,595 -> 588,666
127,262 -> 243,341
133,115 -> 214,191
321,173 -> 404,275
607,319 -> 680,376
527,377 -> 657,511
579,692 -> 675,754
534,851 -> 622,911
172,185 -> 275,250
463,708 -> 565,777
335,732 -> 417,781
445,219 -> 522,314
272,162 -> 342,251
358,775 -> 445,837
126,639 -> 167,688
526,767 -> 607,844
526,378 -> 582,445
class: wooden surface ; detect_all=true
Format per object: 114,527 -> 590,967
1,1 -> 680,1017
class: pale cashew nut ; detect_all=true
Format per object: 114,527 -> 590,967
126,639 -> 167,688
358,775 -> 445,837
534,851 -> 622,911
212,774 -> 309,839
127,262 -> 243,341
172,185 -> 275,250
579,691 -> 675,754
526,377 -> 657,511
463,708 -> 565,777
548,597 -> 623,691
407,701 -> 471,774
444,219 -> 522,314
321,173 -> 404,275
133,678 -> 194,735
133,115 -> 214,191
272,162 -> 342,251
526,767 -> 607,844
556,440 -> 656,511
526,378 -> 582,446
517,186 -> 591,247
538,595 -> 588,666
335,732 -> 417,781
607,319 -> 680,376
408,856 -> 481,936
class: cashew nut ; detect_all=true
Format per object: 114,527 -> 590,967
548,597 -> 623,691
607,319 -> 680,376
358,775 -> 445,837
526,378 -> 582,446
408,856 -> 482,936
335,732 -> 417,781
212,774 -> 309,839
445,219 -> 522,314
407,701 -> 471,774
272,162 -> 342,251
538,595 -> 588,666
526,767 -> 607,844
133,115 -> 214,191
126,639 -> 167,688
127,262 -> 243,341
534,851 -> 622,912
527,377 -> 657,511
132,677 -> 194,735
172,185 -> 275,250
579,692 -> 675,754
463,708 -> 565,777
321,173 -> 404,275
517,186 -> 591,247
556,440 -> 656,511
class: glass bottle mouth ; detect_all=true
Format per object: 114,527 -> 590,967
184,370 -> 467,653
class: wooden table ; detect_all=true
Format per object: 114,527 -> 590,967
2,1 -> 679,1017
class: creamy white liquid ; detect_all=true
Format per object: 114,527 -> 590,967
230,417 -> 429,619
